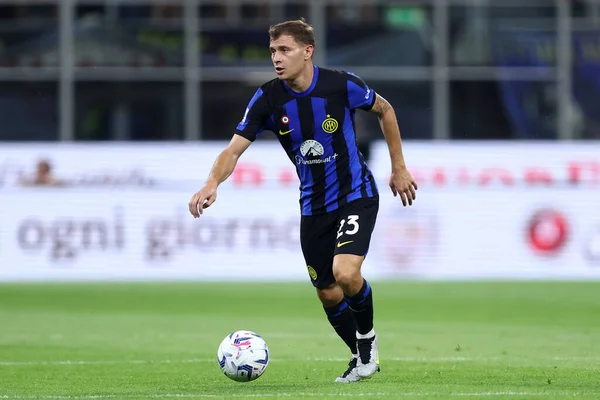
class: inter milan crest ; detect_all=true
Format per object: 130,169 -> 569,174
307,265 -> 318,280
322,115 -> 338,133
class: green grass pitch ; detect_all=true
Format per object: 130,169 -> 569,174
1,281 -> 599,399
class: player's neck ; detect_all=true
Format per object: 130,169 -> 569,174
285,64 -> 315,93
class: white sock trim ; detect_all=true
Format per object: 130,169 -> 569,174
356,328 -> 375,339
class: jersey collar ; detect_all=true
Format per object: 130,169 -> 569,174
282,66 -> 319,98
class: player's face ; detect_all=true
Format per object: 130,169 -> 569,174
269,35 -> 311,80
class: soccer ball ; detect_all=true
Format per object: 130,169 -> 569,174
217,330 -> 269,382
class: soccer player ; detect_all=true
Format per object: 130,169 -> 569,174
188,19 -> 417,382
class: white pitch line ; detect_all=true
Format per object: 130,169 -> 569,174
0,359 -> 214,366
0,356 -> 500,367
0,392 -> 588,399
552,356 -> 600,361
2,355 -> 599,367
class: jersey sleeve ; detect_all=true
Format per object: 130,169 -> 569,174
345,72 -> 376,111
234,88 -> 270,142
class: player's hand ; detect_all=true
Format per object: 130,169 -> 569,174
188,183 -> 217,218
389,167 -> 417,206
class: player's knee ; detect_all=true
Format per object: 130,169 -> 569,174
316,283 -> 344,307
332,259 -> 363,289
333,269 -> 360,288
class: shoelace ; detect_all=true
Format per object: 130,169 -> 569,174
342,357 -> 358,377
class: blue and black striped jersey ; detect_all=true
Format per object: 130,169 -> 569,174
235,66 -> 379,216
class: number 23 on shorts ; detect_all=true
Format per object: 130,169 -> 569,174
337,215 -> 360,242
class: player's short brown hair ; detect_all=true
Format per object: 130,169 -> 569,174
269,18 -> 315,47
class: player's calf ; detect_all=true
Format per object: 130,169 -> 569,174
343,278 -> 378,377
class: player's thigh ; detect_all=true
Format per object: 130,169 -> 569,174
334,196 -> 379,258
300,212 -> 338,289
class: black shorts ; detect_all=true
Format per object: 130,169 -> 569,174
300,196 -> 379,289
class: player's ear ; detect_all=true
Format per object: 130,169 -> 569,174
305,45 -> 314,60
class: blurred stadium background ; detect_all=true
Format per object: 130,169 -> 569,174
1,1 -> 600,399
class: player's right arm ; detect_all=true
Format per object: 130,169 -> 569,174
188,135 -> 252,218
189,87 -> 269,218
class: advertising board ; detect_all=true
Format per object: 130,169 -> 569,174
1,141 -> 599,281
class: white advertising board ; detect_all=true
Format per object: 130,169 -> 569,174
1,141 -> 599,281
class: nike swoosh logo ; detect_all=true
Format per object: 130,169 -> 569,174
337,240 -> 354,248
279,129 -> 294,136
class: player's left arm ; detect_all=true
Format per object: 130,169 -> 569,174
346,71 -> 417,205
369,93 -> 418,206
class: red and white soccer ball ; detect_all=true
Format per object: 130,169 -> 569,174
217,330 -> 270,382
